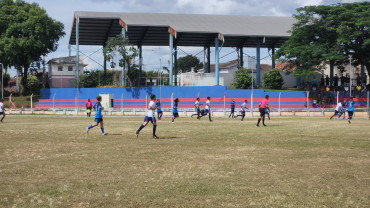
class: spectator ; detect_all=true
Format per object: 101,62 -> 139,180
340,74 -> 345,86
345,74 -> 350,86
320,76 -> 325,87
344,83 -> 349,98
363,73 -> 367,86
325,75 -> 330,86
334,74 -> 339,87
312,77 -> 318,87
356,85 -> 362,98
356,74 -> 361,86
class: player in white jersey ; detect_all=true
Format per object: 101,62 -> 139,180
200,96 -> 212,122
330,100 -> 344,120
135,94 -> 159,139
191,98 -> 202,119
236,100 -> 248,121
0,99 -> 5,122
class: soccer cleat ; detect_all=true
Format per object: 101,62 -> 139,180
256,125 -> 260,127
348,119 -> 351,124
263,124 -> 267,127
102,133 -> 108,135
153,135 -> 159,139
135,131 -> 139,137
209,120 -> 213,122
86,127 -> 90,134
191,114 -> 194,118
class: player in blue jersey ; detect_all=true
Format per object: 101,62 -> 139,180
136,94 -> 159,139
156,99 -> 163,120
346,97 -> 355,123
229,98 -> 236,118
265,108 -> 271,120
86,96 -> 107,135
172,98 -> 179,122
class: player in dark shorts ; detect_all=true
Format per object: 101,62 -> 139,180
86,98 -> 92,117
0,99 -> 5,122
346,97 -> 355,124
229,98 -> 236,118
257,95 -> 269,127
191,98 -> 202,119
156,99 -> 163,120
86,96 -> 107,135
172,98 -> 179,122
136,94 -> 159,139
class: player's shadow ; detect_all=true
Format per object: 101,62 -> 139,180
109,133 -> 122,136
158,136 -> 180,140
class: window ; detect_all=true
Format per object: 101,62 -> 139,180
68,66 -> 73,71
58,66 -> 63,71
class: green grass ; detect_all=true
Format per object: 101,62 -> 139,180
0,116 -> 369,207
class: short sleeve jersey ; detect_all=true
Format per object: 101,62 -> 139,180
241,102 -> 247,111
146,101 -> 156,117
94,102 -> 103,118
346,101 -> 355,112
335,102 -> 342,111
260,99 -> 268,108
156,102 -> 162,112
173,103 -> 178,113
230,101 -> 235,109
0,102 -> 3,113
205,100 -> 210,109
195,101 -> 200,109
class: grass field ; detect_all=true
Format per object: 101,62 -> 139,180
0,116 -> 369,207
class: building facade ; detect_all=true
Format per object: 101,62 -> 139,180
48,56 -> 86,88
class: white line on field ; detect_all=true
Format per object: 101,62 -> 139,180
0,150 -> 90,166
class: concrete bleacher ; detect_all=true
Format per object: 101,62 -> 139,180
35,86 -> 369,109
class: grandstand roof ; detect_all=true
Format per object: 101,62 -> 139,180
69,11 -> 295,48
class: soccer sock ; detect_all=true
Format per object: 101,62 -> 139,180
88,125 -> 93,129
209,113 -> 211,121
257,118 -> 261,125
101,128 -> 104,134
153,125 -> 157,136
172,117 -> 174,122
137,125 -> 145,133
262,116 -> 265,125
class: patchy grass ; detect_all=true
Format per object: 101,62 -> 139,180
0,116 -> 369,207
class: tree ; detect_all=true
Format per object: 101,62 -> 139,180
177,55 -> 203,73
0,0 -> 65,93
103,35 -> 139,86
26,75 -> 38,92
263,69 -> 284,89
233,68 -> 255,89
274,2 -> 370,76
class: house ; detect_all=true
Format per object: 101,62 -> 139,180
48,56 -> 87,88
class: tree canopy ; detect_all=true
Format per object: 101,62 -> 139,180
0,0 -> 65,93
233,67 -> 255,89
275,2 -> 370,76
177,55 -> 203,73
103,35 -> 139,86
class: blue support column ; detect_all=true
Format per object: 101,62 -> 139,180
207,46 -> 211,73
103,45 -> 107,86
330,61 -> 334,86
256,40 -> 261,87
68,44 -> 71,57
215,37 -> 220,86
361,64 -> 365,86
239,47 -> 244,68
272,46 -> 275,69
139,44 -> 142,87
122,28 -> 126,87
76,19 -> 79,88
169,34 -> 174,86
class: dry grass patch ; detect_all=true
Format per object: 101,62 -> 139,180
0,116 -> 369,207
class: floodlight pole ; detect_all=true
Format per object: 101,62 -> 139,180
122,28 -> 126,87
1,63 -> 3,100
169,34 -> 174,86
76,18 -> 79,89
215,37 -> 219,85
349,55 -> 352,96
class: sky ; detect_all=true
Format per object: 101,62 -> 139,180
17,0 -> 366,75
